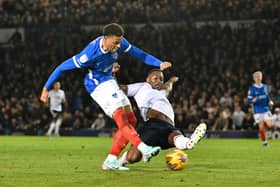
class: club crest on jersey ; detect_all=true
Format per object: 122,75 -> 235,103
79,54 -> 88,63
112,93 -> 118,98
111,52 -> 118,60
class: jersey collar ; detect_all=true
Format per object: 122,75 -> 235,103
100,37 -> 108,54
254,83 -> 263,88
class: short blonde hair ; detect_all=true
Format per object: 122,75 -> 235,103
253,71 -> 262,77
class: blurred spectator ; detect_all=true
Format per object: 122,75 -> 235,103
231,103 -> 246,130
272,108 -> 280,129
0,0 -> 279,26
242,108 -> 255,130
91,113 -> 106,130
212,107 -> 231,131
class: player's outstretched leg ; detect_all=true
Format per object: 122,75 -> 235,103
118,151 -> 129,166
186,123 -> 207,149
120,145 -> 161,163
102,154 -> 130,171
138,143 -> 161,162
113,109 -> 161,162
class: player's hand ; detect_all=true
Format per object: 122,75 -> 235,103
40,87 -> 49,103
169,76 -> 179,83
112,62 -> 120,73
269,100 -> 274,107
252,98 -> 257,103
160,61 -> 172,71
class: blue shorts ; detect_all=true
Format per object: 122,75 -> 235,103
137,119 -> 181,150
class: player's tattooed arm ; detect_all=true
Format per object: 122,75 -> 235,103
162,76 -> 179,92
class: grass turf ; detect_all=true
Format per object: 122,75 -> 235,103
0,136 -> 279,187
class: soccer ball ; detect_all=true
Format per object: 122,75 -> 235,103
165,149 -> 188,170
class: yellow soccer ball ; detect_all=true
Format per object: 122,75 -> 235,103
166,149 -> 188,170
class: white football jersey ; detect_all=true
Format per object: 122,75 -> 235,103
48,89 -> 66,112
127,82 -> 174,124
272,114 -> 280,128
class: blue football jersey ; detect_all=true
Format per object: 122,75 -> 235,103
247,83 -> 272,114
44,36 -> 163,93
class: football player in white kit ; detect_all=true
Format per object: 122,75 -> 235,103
272,108 -> 280,129
46,81 -> 66,137
40,23 -> 172,170
118,69 -> 207,166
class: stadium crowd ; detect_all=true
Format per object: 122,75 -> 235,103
0,1 -> 280,135
0,0 -> 280,26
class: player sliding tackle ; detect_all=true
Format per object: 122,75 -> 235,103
115,68 -> 206,166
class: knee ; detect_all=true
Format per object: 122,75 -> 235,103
128,112 -> 137,127
265,121 -> 273,128
126,149 -> 142,163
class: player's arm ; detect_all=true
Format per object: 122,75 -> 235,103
265,85 -> 274,107
267,95 -> 274,107
113,61 -> 144,97
269,100 -> 274,107
41,44 -> 95,103
119,84 -> 128,94
119,82 -> 145,97
122,38 -> 171,70
112,62 -> 120,74
42,90 -> 50,107
40,58 -> 77,103
247,87 -> 256,105
112,62 -> 121,81
162,76 -> 179,92
160,76 -> 178,97
62,90 -> 68,109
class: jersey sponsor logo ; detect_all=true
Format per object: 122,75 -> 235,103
79,54 -> 88,63
257,95 -> 266,99
103,64 -> 113,73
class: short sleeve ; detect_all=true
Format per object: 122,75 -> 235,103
127,83 -> 145,96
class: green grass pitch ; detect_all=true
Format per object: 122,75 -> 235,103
0,136 -> 279,187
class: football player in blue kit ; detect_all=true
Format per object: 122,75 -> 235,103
247,71 -> 274,147
40,23 -> 172,170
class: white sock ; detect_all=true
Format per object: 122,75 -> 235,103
137,142 -> 149,153
262,141 -> 268,144
174,135 -> 190,150
119,151 -> 129,166
54,118 -> 62,135
47,122 -> 55,135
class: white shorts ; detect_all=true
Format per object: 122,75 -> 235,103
90,79 -> 131,117
253,111 -> 273,124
